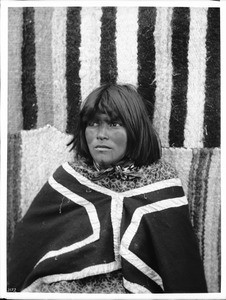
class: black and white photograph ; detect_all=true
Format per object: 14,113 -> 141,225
0,0 -> 224,299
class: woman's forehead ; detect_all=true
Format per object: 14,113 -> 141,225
90,106 -> 120,119
93,112 -> 108,118
91,112 -> 119,121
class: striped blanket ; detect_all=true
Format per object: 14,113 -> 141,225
8,162 -> 207,293
8,6 -> 220,149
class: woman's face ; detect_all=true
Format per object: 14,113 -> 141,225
85,113 -> 127,169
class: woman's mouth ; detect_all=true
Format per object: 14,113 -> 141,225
95,145 -> 111,150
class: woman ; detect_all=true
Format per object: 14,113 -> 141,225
8,84 -> 207,293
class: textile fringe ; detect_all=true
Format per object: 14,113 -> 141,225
37,271 -> 125,293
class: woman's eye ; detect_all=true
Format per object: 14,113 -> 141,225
109,122 -> 121,127
87,121 -> 98,127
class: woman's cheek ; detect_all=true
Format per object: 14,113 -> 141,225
85,128 -> 95,145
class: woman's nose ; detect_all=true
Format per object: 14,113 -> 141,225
97,124 -> 109,140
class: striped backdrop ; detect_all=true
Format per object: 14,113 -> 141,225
7,6 -> 221,293
8,6 -> 220,148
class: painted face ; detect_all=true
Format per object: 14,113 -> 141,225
85,113 -> 127,169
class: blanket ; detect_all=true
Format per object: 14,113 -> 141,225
8,162 -> 207,293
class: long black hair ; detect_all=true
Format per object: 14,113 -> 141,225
68,83 -> 162,167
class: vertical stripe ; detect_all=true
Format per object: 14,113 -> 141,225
188,149 -> 199,228
35,7 -> 54,128
116,7 -> 138,86
187,149 -> 212,259
52,7 -> 67,132
203,148 -> 221,292
217,220 -> 221,292
204,8 -> 220,148
100,7 -> 117,84
199,150 -> 212,259
137,7 -> 156,121
153,7 -> 173,147
22,7 -> 37,130
8,8 -> 23,134
66,7 -> 82,134
184,8 -> 208,148
79,7 -> 102,103
162,147 -> 192,196
7,133 -> 22,248
20,126 -> 74,217
169,8 -> 190,147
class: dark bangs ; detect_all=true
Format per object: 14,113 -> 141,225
81,88 -> 123,126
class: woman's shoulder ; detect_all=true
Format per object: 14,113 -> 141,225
138,159 -> 178,184
65,157 -> 97,180
67,157 -> 94,172
53,158 -> 92,175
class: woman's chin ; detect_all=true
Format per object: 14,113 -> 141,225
95,160 -> 111,170
94,158 -> 119,170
